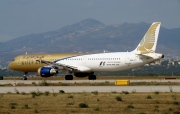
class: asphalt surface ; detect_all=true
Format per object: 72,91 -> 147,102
0,79 -> 180,93
1,79 -> 180,84
0,86 -> 180,93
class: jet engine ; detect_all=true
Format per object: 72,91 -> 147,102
38,67 -> 58,77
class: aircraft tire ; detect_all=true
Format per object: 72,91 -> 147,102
65,75 -> 73,80
23,76 -> 27,80
88,75 -> 96,80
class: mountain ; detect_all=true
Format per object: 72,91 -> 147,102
0,18 -> 105,54
0,18 -> 180,66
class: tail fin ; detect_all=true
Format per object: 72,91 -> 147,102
133,22 -> 161,54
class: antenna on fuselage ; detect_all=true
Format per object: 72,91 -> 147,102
103,50 -> 110,53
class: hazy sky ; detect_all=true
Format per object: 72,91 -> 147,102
0,0 -> 180,42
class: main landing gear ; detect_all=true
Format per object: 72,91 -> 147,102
65,75 -> 73,80
23,72 -> 28,80
64,74 -> 97,80
88,74 -> 96,80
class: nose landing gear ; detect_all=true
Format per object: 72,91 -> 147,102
23,72 -> 28,80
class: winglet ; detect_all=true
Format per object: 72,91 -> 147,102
133,22 -> 161,54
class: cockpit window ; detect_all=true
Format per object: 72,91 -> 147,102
12,59 -> 15,62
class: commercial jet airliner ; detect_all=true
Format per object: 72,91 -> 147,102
8,22 -> 164,80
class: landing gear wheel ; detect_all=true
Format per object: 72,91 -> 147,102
23,72 -> 28,80
65,75 -> 73,80
88,75 -> 96,80
23,76 -> 27,80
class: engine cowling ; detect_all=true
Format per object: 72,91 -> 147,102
74,72 -> 94,78
38,67 -> 58,77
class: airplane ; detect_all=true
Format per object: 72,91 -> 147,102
8,22 -> 164,80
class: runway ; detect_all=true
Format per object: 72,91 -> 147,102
1,79 -> 180,84
0,79 -> 180,93
0,86 -> 180,93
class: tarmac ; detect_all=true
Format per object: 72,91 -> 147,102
1,79 -> 180,84
0,79 -> 180,93
0,86 -> 180,93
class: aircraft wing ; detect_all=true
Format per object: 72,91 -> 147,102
36,60 -> 91,72
37,59 -> 54,65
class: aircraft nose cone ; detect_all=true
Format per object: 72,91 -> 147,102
8,62 -> 14,70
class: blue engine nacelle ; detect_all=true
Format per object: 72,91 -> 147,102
38,67 -> 58,77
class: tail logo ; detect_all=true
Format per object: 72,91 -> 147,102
136,22 -> 161,54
